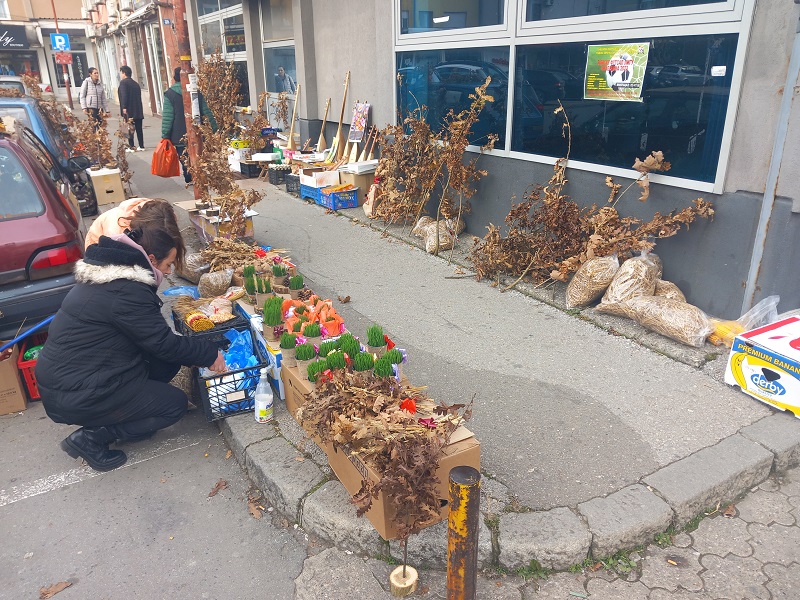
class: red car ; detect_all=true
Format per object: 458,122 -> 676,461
0,127 -> 90,339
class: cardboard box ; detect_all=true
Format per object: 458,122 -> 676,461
174,200 -> 257,244
299,167 -> 339,188
0,343 -> 27,416
339,172 -> 374,206
279,363 -> 480,539
89,167 -> 125,206
725,316 -> 800,418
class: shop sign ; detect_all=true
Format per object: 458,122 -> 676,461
584,42 -> 649,102
0,26 -> 30,49
55,52 -> 73,65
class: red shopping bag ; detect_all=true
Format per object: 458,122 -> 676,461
151,139 -> 181,178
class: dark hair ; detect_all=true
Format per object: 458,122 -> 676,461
173,67 -> 182,83
88,67 -> 98,75
120,65 -> 132,78
128,199 -> 186,271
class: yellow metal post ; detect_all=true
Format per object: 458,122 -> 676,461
446,466 -> 481,600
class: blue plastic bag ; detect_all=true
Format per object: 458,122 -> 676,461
163,285 -> 200,299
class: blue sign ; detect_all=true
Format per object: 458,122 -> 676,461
261,127 -> 280,136
50,33 -> 70,52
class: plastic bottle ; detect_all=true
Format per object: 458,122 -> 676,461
254,368 -> 274,423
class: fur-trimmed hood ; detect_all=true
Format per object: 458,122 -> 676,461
74,260 -> 156,286
79,235 -> 159,287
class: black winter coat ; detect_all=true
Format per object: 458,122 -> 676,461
118,77 -> 144,119
36,236 -> 218,424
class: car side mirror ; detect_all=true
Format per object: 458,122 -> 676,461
66,155 -> 91,172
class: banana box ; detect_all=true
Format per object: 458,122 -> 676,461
724,316 -> 800,418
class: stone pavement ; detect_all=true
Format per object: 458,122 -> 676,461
113,113 -> 800,597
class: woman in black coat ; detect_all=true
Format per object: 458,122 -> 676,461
36,203 -> 226,471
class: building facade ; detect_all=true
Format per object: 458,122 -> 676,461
194,0 -> 799,319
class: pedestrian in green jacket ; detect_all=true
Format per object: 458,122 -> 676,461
161,67 -> 217,183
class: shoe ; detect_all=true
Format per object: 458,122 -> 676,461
125,148 -> 135,153
137,147 -> 145,152
61,427 -> 127,471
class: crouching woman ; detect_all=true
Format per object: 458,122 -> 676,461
36,209 -> 226,472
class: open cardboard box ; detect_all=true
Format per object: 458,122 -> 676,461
280,364 -> 480,539
299,167 -> 339,188
0,343 -> 27,416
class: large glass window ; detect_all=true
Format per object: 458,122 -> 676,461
262,0 -> 293,41
400,0 -> 504,34
224,14 -> 246,53
511,34 -> 737,183
264,47 -> 297,93
199,0 -> 242,16
396,47 -> 509,149
200,20 -> 223,54
525,0 -> 725,21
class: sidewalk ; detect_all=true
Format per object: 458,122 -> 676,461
115,110 -> 800,596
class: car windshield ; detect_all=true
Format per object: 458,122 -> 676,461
0,107 -> 30,131
0,147 -> 43,220
0,81 -> 24,94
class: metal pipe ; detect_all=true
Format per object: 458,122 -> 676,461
0,316 -> 54,353
446,466 -> 481,600
741,16 -> 800,313
50,0 -> 74,109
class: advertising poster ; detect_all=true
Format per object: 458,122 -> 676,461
584,43 -> 650,102
348,103 -> 370,142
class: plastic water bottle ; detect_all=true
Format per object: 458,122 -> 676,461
254,368 -> 274,423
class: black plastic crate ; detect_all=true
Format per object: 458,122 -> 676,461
195,327 -> 267,421
240,161 -> 261,178
172,311 -> 251,351
285,173 -> 300,194
268,168 -> 287,185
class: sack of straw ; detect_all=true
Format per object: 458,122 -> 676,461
654,279 -> 686,302
565,255 -> 620,308
198,268 -> 233,298
622,296 -> 712,347
596,254 -> 659,316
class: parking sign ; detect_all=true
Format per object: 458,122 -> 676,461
50,33 -> 70,52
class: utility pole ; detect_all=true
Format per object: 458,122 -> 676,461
172,0 -> 202,200
50,0 -> 74,109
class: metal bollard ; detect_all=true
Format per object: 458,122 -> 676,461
446,466 -> 481,600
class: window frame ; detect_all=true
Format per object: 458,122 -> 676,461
259,0 -> 297,99
392,0 -> 757,194
395,1 -> 512,46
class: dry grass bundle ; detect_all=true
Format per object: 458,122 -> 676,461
565,254 -> 620,308
654,279 -> 686,302
622,296 -> 712,347
597,254 -> 659,316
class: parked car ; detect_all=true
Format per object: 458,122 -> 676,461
653,65 -> 711,87
0,75 -> 55,99
523,69 -> 583,102
0,96 -> 97,216
0,128 -> 90,340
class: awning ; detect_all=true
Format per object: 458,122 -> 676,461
109,2 -> 156,33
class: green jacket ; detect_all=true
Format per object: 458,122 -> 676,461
161,82 -> 218,144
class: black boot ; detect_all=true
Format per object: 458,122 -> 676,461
61,427 -> 127,471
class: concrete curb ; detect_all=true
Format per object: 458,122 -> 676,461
221,404 -> 800,571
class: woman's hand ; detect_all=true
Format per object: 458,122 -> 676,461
209,351 -> 227,373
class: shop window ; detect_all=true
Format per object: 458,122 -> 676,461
199,0 -> 242,16
233,61 -> 250,106
399,0 -> 504,34
396,47 -> 510,149
262,0 -> 293,42
0,51 -> 39,79
511,34 -> 738,183
525,0 -> 725,21
224,14 -> 246,53
264,47 -> 297,94
201,20 -> 223,54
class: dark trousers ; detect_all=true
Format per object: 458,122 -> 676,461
126,117 -> 144,149
86,108 -> 102,131
174,144 -> 192,183
85,359 -> 187,439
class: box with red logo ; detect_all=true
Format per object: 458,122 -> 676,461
724,316 -> 800,418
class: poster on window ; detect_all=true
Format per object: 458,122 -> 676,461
347,102 -> 370,142
584,43 -> 649,102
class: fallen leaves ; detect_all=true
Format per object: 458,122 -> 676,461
723,503 -> 737,518
337,295 -> 351,304
208,479 -> 228,497
39,582 -> 71,599
225,450 -> 232,460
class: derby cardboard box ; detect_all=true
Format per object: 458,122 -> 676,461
725,316 -> 800,418
325,426 -> 480,540
0,343 -> 27,416
298,167 -> 339,189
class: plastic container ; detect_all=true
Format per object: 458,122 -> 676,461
285,173 -> 300,194
254,367 -> 274,423
172,311 -> 250,350
318,188 -> 359,210
17,332 -> 48,400
240,161 -> 261,178
268,168 -> 287,185
299,183 -> 321,203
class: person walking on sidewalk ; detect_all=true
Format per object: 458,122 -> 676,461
78,67 -> 108,127
35,205 -> 227,472
161,67 -> 217,184
118,65 -> 145,151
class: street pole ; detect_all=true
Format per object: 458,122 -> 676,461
446,466 -> 481,600
172,0 -> 202,200
50,0 -> 74,109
